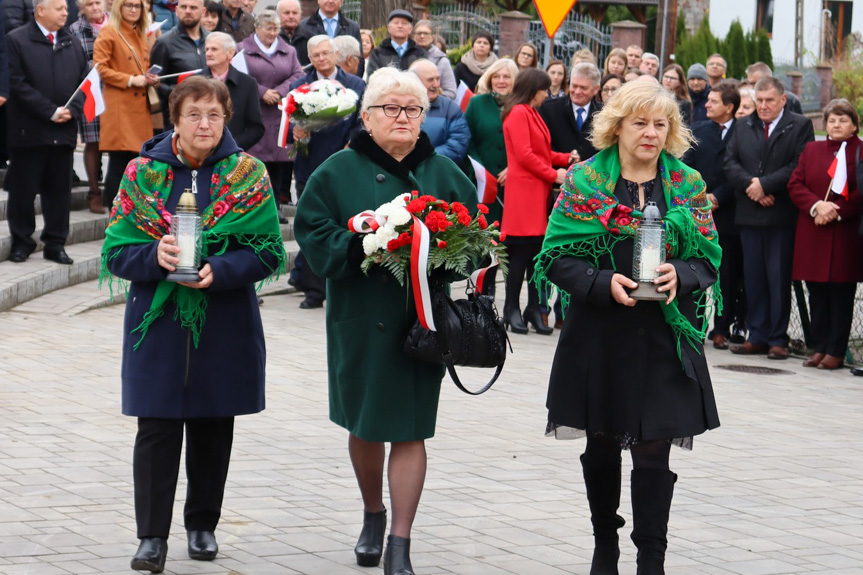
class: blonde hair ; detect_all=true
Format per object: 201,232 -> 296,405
476,58 -> 519,95
108,0 -> 148,40
603,48 -> 627,75
590,81 -> 694,158
362,67 -> 430,116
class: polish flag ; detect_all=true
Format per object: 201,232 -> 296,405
147,20 -> 166,36
468,156 -> 498,204
177,69 -> 201,83
81,65 -> 105,123
828,141 -> 849,198
455,80 -> 474,113
231,50 -> 248,75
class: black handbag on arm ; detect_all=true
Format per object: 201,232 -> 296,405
402,280 -> 510,395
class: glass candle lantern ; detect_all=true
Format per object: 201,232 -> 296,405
630,201 -> 668,301
165,188 -> 203,283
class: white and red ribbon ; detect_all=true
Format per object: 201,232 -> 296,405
470,250 -> 499,294
410,216 -> 436,332
277,96 -> 291,149
347,210 -> 386,233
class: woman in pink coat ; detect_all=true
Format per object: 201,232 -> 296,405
501,68 -> 573,335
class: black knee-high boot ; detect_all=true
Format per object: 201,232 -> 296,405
630,469 -> 677,575
581,454 -> 625,575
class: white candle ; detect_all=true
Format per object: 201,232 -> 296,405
641,247 -> 660,280
176,235 -> 197,268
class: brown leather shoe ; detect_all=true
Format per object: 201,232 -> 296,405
712,334 -> 729,350
803,352 -> 825,367
730,341 -> 769,355
767,346 -> 789,360
817,355 -> 844,370
554,318 -> 563,329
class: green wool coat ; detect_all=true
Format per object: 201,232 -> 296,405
294,133 -> 476,443
465,93 -> 507,225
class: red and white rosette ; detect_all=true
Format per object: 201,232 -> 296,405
347,210 -> 386,233
409,216 -> 436,332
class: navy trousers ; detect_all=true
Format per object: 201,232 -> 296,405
739,226 -> 795,347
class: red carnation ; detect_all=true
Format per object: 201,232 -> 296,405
406,198 -> 427,214
437,201 -> 450,211
411,190 -> 419,197
450,201 -> 468,214
437,240 -> 447,248
419,195 -> 437,203
425,210 -> 450,232
500,232 -> 507,242
477,214 -> 488,229
492,220 -> 499,227
387,238 -> 401,252
476,203 -> 489,214
286,96 -> 297,115
458,212 -> 471,226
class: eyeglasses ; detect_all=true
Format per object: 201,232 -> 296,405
662,74 -> 679,82
368,104 -> 424,119
601,87 -> 619,94
182,112 -> 225,124
123,3 -> 142,10
310,50 -> 334,59
414,31 -> 432,37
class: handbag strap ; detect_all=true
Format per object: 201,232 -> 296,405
117,29 -> 145,74
440,352 -> 503,395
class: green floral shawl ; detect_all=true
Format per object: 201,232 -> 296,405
100,152 -> 287,349
534,145 -> 722,362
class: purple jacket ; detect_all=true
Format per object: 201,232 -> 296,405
240,35 -> 304,162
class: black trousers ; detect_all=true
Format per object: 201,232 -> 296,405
293,180 -> 325,302
739,226 -> 795,347
265,160 -> 294,211
6,146 -> 74,252
713,229 -> 746,335
806,281 -> 856,356
133,417 -> 234,539
104,150 -> 138,207
504,237 -> 543,313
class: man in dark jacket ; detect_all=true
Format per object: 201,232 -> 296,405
687,63 -> 709,123
277,0 -> 302,45
745,61 -> 803,114
365,9 -> 426,77
539,61 -> 602,164
287,34 -> 364,309
724,76 -> 814,359
218,0 -> 254,42
150,0 -> 208,128
6,0 -> 88,264
684,83 -> 746,350
2,0 -> 33,31
293,0 -> 363,77
203,32 -> 263,151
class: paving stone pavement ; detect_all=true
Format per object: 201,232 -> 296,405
1,283 -> 863,575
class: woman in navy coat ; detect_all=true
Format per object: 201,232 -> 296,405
102,78 -> 283,573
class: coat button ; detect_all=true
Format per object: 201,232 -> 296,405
377,323 -> 385,332
689,263 -> 696,270
586,268 -> 594,276
376,174 -> 385,182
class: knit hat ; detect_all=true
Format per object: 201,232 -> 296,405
687,63 -> 708,81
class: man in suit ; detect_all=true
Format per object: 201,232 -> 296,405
203,32 -> 263,151
293,0 -> 363,77
288,34 -> 364,310
539,62 -> 601,166
6,0 -> 88,265
365,9 -> 426,77
684,83 -> 746,349
724,76 -> 814,359
150,0 -> 208,128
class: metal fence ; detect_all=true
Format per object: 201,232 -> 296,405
428,4 -> 500,51
342,0 -> 361,25
775,62 -> 824,114
528,11 -> 612,69
787,283 -> 863,365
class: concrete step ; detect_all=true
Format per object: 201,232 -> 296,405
0,238 -> 300,314
0,187 -> 91,221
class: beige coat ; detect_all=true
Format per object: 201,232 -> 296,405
93,22 -> 152,152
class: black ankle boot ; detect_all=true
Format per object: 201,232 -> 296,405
523,307 -> 553,335
630,469 -> 677,575
131,537 -> 168,573
355,507 -> 387,566
187,530 -> 218,561
383,534 -> 414,575
581,454 -> 625,575
504,306 -> 528,334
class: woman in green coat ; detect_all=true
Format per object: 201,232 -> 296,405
294,68 -> 476,575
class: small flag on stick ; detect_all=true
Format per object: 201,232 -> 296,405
827,140 -> 849,199
468,156 -> 499,204
455,80 -> 474,113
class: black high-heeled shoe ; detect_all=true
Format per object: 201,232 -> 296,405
383,535 -> 414,575
355,507 -> 387,566
523,307 -> 553,335
504,306 -> 528,334
131,537 -> 168,573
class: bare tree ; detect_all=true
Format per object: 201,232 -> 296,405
363,0 -> 413,29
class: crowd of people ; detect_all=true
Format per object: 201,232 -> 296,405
3,0 -> 862,574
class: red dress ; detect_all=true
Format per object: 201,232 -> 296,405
788,137 -> 863,283
501,104 -> 571,237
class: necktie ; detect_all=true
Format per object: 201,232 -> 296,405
396,44 -> 405,58
576,107 -> 585,130
717,122 -> 725,140
47,33 -> 54,44
764,121 -> 770,140
324,18 -> 335,37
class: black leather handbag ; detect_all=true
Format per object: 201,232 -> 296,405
403,281 -> 510,395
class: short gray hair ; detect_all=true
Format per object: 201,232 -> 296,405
206,32 -> 236,55
307,34 -> 335,54
571,62 -> 600,86
34,0 -> 55,8
276,0 -> 300,11
76,0 -> 103,9
254,9 -> 280,30
332,35 -> 360,65
642,52 -> 659,63
362,67 -> 430,118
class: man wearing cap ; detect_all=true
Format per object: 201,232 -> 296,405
293,0 -> 362,77
687,63 -> 710,123
365,9 -> 426,77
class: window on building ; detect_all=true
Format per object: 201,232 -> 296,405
825,1 -> 853,59
757,0 -> 774,34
